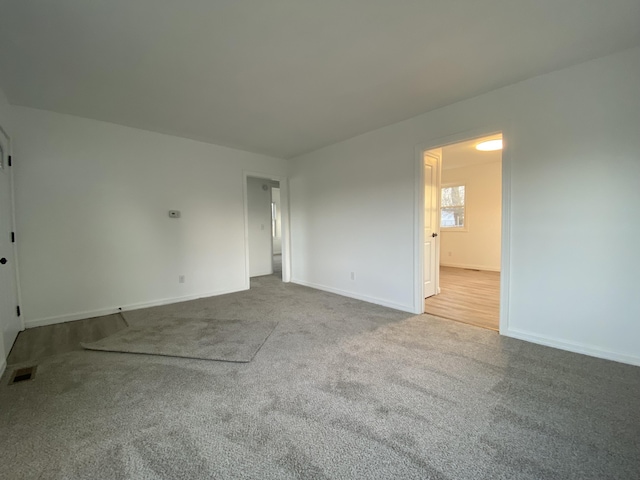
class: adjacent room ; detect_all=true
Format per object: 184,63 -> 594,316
423,134 -> 503,331
246,176 -> 284,280
0,2 -> 639,479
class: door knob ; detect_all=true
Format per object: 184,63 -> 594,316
0,257 -> 7,264
431,233 -> 438,238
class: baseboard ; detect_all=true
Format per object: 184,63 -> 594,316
250,269 -> 274,278
504,328 -> 640,367
440,262 -> 500,272
24,286 -> 249,329
291,278 -> 413,313
0,356 -> 6,379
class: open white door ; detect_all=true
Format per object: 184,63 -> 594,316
423,150 -> 440,298
0,127 -> 21,355
246,177 -> 275,278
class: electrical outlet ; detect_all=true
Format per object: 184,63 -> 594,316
178,275 -> 185,284
350,271 -> 355,281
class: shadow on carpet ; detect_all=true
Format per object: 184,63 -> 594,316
81,317 -> 277,363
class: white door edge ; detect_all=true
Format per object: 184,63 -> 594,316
0,124 -> 23,357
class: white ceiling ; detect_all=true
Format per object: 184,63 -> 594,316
1,1 -> 639,159
442,134 -> 503,170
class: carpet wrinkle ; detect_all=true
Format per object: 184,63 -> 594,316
390,431 -> 418,448
484,371 -> 640,480
261,353 -> 454,476
319,379 -> 370,401
412,364 -> 466,384
279,445 -> 330,480
375,405 -> 391,417
259,391 -> 314,421
490,404 -> 573,444
133,427 -> 214,479
82,318 -> 278,363
257,401 -> 435,479
223,419 -> 272,447
494,410 -> 621,473
491,360 -> 609,398
6,313 -> 128,367
387,374 -> 459,405
490,376 -> 590,412
439,351 -> 507,375
489,398 -> 638,467
489,410 -> 615,479
329,416 -> 449,480
69,442 -> 130,480
479,436 -> 571,480
219,409 -> 332,479
387,404 -> 439,427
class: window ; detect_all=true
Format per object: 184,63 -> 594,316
441,185 -> 465,229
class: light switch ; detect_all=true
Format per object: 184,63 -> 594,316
168,210 -> 181,218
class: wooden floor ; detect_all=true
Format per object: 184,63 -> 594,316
424,266 -> 500,331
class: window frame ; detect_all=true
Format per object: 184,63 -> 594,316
440,183 -> 467,232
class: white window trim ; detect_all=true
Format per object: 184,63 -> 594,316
440,183 -> 468,232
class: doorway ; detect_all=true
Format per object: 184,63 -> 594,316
417,132 -> 507,332
243,173 -> 290,285
271,186 -> 282,279
0,124 -> 22,357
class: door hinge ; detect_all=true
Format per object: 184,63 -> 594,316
16,305 -> 21,317
8,155 -> 12,167
11,232 -> 15,243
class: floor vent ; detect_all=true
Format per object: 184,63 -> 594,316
9,366 -> 37,385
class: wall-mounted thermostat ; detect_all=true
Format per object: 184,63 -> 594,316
168,210 -> 181,218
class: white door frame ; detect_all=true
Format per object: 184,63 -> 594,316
414,126 -> 512,334
0,124 -> 24,335
242,170 -> 291,286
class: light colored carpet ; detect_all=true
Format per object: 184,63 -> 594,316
81,317 -> 277,362
1,275 -> 639,479
7,314 -> 127,366
273,254 -> 282,278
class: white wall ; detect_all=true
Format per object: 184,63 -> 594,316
290,46 -> 640,365
440,160 -> 501,271
247,177 -> 274,277
272,187 -> 282,255
12,107 -> 288,327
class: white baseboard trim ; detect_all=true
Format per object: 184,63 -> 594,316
250,269 -> 274,278
291,278 -> 413,313
440,262 -> 500,272
504,328 -> 640,367
24,286 -> 249,329
0,357 -> 6,379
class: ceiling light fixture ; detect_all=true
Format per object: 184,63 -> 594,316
475,139 -> 502,151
